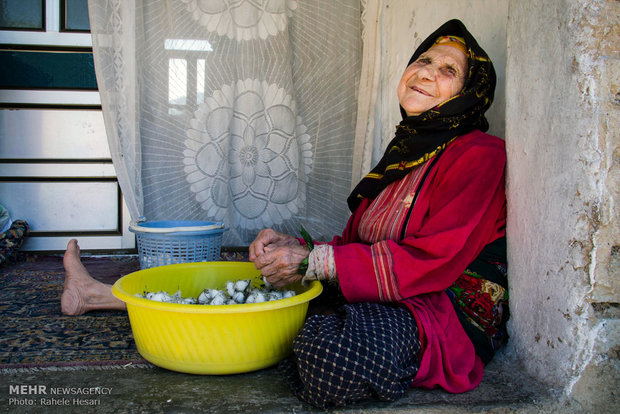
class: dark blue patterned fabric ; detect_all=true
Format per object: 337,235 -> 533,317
280,302 -> 421,408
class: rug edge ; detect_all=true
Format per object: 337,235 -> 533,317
0,359 -> 154,374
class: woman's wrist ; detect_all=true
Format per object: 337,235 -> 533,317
302,244 -> 337,283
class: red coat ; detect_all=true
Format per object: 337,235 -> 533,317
327,130 -> 507,392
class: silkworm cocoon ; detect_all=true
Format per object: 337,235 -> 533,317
234,280 -> 250,292
150,292 -> 168,302
141,279 -> 297,305
232,291 -> 245,303
198,290 -> 210,304
253,292 -> 266,303
226,282 -> 235,297
246,291 -> 266,303
210,294 -> 225,305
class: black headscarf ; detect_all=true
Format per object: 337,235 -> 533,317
347,19 -> 496,211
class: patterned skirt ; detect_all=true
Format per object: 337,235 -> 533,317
279,302 -> 421,409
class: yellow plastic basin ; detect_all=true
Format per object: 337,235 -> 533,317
111,261 -> 322,375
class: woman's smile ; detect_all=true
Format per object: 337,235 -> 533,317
397,43 -> 467,116
410,85 -> 431,96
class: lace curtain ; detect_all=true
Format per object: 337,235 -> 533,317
88,0 -> 362,245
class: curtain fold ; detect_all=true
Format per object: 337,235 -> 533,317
351,0 -> 382,189
89,0 -> 362,245
89,0 -> 142,220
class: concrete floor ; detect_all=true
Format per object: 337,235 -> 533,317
1,351 -> 577,414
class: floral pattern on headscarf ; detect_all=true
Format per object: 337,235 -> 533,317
348,19 -> 497,211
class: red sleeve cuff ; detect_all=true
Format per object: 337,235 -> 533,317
334,243 -> 380,303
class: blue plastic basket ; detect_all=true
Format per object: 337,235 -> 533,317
129,220 -> 226,269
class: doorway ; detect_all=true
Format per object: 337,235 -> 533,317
0,0 -> 134,252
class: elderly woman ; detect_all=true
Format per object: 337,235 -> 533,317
61,18 -> 507,409
249,19 -> 508,408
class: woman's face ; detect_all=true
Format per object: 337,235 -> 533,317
397,44 -> 468,117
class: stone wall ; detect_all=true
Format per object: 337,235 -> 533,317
505,0 -> 618,410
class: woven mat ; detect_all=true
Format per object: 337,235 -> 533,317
0,252 -> 248,373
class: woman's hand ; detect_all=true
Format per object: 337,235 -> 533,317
252,244 -> 310,287
249,229 -> 309,287
249,229 -> 299,261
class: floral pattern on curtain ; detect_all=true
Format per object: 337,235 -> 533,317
89,0 -> 362,245
183,79 -> 313,230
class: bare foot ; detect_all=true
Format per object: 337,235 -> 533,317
61,239 -> 126,315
